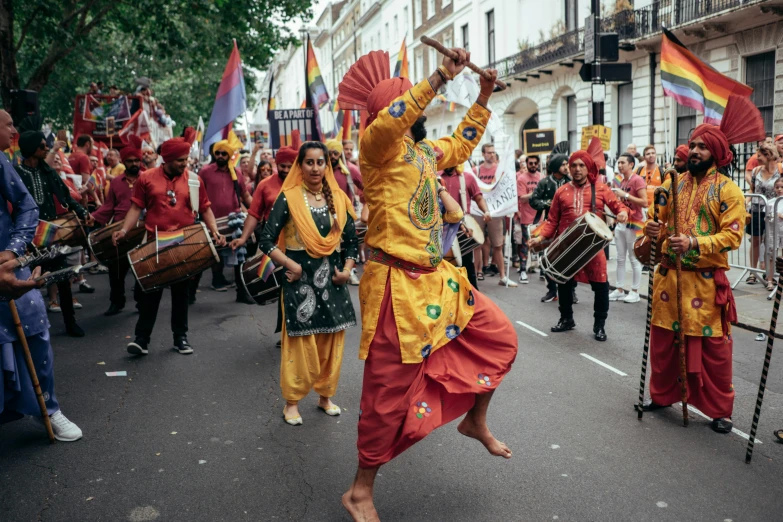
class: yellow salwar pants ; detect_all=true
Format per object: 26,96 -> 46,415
280,321 -> 346,403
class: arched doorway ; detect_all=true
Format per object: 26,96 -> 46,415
519,113 -> 539,150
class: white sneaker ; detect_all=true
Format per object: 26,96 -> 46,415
348,270 -> 360,286
499,277 -> 518,288
43,410 -> 83,441
623,291 -> 641,303
609,289 -> 626,301
72,299 -> 82,310
518,271 -> 529,284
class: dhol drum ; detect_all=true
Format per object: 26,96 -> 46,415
128,223 -> 219,293
444,215 -> 485,266
216,214 -> 254,249
240,252 -> 284,305
540,212 -> 613,285
88,219 -> 146,265
32,212 -> 87,249
529,221 -> 553,253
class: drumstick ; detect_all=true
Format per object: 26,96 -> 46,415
420,36 -> 507,90
668,167 -> 689,427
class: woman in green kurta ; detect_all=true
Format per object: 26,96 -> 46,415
259,142 -> 358,426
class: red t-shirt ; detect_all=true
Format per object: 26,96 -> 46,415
516,171 -> 542,224
746,154 -> 759,172
199,163 -> 248,219
54,176 -> 83,216
440,171 -> 480,214
248,174 -> 284,222
131,167 -> 210,232
333,162 -> 364,200
478,163 -> 498,184
619,173 -> 647,225
68,150 -> 91,175
92,173 -> 135,224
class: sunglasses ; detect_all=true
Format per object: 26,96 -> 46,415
167,189 -> 177,207
214,151 -> 229,157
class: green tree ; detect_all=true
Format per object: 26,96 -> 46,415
0,0 -> 312,130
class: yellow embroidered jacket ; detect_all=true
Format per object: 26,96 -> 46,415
646,169 -> 745,337
358,79 -> 490,363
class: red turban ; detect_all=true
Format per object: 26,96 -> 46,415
275,145 -> 298,165
160,138 -> 191,163
775,134 -> 783,143
690,124 -> 732,168
568,150 -> 598,184
675,144 -> 689,162
120,146 -> 142,162
367,77 -> 413,127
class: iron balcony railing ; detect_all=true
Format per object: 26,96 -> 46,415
486,0 -> 768,78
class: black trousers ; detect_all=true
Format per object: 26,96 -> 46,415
41,258 -> 76,326
462,250 -> 478,289
557,279 -> 609,328
544,273 -> 557,294
108,258 -> 141,308
134,280 -> 189,341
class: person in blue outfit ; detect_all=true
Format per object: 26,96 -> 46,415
0,110 -> 82,441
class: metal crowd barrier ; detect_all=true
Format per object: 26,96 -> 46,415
766,196 -> 783,300
730,193 -> 773,289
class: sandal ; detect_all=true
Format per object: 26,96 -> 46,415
477,272 -> 484,281
318,403 -> 341,416
746,274 -> 758,285
767,280 -> 777,291
282,407 -> 302,426
774,429 -> 783,443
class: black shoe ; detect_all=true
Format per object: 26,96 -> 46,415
78,281 -> 95,294
236,292 -> 256,305
711,418 -> 733,434
127,337 -> 149,355
488,264 -> 500,276
551,318 -> 575,332
572,290 -> 579,304
639,400 -> 670,412
173,336 -> 193,355
541,291 -> 558,303
275,340 -> 282,349
65,322 -> 85,337
594,327 -> 607,342
104,303 -> 124,316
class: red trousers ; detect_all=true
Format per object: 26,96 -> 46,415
649,325 -> 734,419
357,278 -> 517,468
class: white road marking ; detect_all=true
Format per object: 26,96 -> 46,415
579,353 -> 628,376
516,321 -> 549,337
680,404 -> 761,444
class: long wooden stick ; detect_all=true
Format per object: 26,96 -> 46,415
668,167 -> 689,427
420,36 -> 507,90
637,187 -> 667,419
9,300 -> 55,443
745,256 -> 781,463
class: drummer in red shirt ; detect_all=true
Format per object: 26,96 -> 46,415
529,151 -> 628,342
92,139 -> 144,317
112,136 -> 226,356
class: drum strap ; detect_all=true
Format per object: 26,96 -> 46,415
591,182 -> 596,213
458,174 -> 468,213
188,170 -> 200,215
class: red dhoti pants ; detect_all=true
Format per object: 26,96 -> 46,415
357,279 -> 517,468
649,325 -> 734,419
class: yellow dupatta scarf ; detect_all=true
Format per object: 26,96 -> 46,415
279,153 -> 357,258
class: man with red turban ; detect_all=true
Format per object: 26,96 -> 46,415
339,48 -> 518,522
112,136 -> 226,356
642,124 -> 748,434
530,150 -> 629,341
92,139 -> 145,316
673,144 -> 690,173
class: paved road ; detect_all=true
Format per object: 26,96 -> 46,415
2,267 -> 783,521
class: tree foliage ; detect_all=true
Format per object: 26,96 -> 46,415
0,0 -> 313,130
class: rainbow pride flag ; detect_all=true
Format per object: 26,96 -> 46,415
156,229 -> 185,250
204,40 -> 247,149
626,218 -> 646,238
661,27 -> 753,125
306,37 -> 330,108
256,253 -> 276,282
393,35 -> 409,78
32,221 -> 59,248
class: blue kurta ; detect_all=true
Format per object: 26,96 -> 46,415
0,154 -> 58,417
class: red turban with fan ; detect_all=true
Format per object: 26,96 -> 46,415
690,95 -> 766,168
120,135 -> 143,162
274,129 -> 302,165
338,50 -> 413,127
568,150 -> 598,185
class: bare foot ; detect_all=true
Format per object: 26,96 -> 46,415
458,416 -> 513,458
342,489 -> 380,522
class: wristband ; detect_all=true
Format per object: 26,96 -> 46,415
437,65 -> 454,81
120,229 -> 127,236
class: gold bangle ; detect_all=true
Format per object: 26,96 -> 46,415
437,65 -> 453,81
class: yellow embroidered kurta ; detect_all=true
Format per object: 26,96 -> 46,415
646,170 -> 745,337
358,79 -> 490,363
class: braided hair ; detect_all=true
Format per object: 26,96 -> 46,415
297,141 -> 340,232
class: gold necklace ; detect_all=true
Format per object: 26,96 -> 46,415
303,185 -> 323,201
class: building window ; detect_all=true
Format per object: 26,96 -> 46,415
676,104 -> 697,146
617,83 -> 633,153
746,51 -> 774,136
428,0 -> 436,19
385,23 -> 389,48
461,24 -> 469,51
429,48 -> 437,75
394,15 -> 399,41
444,33 -> 452,49
486,10 -> 495,64
565,0 -> 577,32
404,7 -> 409,32
443,0 -> 451,6
415,50 -> 424,81
566,96 -> 578,153
414,0 -> 422,27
